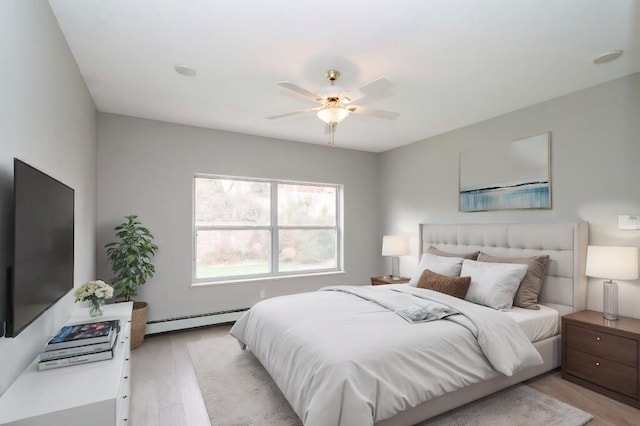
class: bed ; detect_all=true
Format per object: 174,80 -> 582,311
230,222 -> 588,426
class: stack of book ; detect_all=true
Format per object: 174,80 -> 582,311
38,319 -> 120,371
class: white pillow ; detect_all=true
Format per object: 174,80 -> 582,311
409,253 -> 464,286
461,259 -> 528,310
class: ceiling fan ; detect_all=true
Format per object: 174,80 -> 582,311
267,70 -> 399,147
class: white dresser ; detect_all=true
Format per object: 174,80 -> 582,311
0,302 -> 133,426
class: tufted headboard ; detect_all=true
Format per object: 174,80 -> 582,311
419,222 -> 589,314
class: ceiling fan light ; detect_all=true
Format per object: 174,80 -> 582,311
317,107 -> 349,124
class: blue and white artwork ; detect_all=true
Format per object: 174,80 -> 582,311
459,133 -> 551,212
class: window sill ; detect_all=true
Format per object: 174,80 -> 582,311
191,270 -> 346,288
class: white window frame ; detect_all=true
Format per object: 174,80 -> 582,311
193,174 -> 343,283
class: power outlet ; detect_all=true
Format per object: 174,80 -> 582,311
259,289 -> 266,299
618,215 -> 640,230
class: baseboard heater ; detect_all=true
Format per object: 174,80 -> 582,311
145,308 -> 249,335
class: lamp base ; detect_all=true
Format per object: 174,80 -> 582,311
603,280 -> 618,321
391,256 -> 401,280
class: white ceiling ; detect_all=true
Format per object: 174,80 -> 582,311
48,0 -> 640,152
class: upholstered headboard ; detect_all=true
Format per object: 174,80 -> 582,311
419,223 -> 589,314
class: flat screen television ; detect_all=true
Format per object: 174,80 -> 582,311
5,159 -> 74,337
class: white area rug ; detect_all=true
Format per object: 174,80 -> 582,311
188,334 -> 593,426
188,333 -> 300,426
423,385 -> 592,425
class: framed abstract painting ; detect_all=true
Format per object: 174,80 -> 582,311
459,133 -> 551,212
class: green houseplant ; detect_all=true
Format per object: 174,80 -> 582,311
105,214 -> 158,349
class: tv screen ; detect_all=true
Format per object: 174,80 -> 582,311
6,159 -> 74,337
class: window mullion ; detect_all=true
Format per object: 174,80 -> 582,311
277,225 -> 336,230
195,225 -> 271,231
271,182 -> 278,274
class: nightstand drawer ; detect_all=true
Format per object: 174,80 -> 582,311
565,348 -> 638,398
566,324 -> 637,367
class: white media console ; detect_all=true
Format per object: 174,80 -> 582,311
0,302 -> 133,425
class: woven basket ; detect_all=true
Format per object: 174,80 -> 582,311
130,301 -> 148,350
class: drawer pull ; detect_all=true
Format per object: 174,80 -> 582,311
124,376 -> 129,379
595,337 -> 601,341
122,395 -> 128,399
595,362 -> 600,366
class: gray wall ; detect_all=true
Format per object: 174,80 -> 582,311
0,1 -> 97,394
379,72 -> 640,318
96,113 -> 379,321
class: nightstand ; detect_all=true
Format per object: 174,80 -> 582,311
561,310 -> 640,408
370,276 -> 410,285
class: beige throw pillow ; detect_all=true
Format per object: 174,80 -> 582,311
477,253 -> 550,310
417,268 -> 471,299
427,246 -> 479,260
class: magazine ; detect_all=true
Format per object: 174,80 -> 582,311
44,320 -> 119,350
38,338 -> 118,371
40,332 -> 118,361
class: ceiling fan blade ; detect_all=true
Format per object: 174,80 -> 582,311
351,77 -> 394,104
349,105 -> 399,120
266,107 -> 319,120
351,89 -> 393,105
278,82 -> 318,101
356,77 -> 393,96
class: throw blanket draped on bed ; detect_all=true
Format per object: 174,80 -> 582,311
230,285 -> 542,426
321,285 -> 459,323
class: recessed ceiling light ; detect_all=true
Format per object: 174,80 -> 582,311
174,64 -> 197,76
593,50 -> 623,65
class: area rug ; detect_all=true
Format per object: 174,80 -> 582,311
422,385 -> 592,426
188,333 -> 301,426
188,334 -> 592,426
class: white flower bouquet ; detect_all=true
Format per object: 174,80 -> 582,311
75,280 -> 114,302
75,280 -> 114,317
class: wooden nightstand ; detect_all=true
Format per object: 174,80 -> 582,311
370,276 -> 410,286
561,310 -> 640,408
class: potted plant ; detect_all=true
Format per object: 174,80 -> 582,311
105,214 -> 158,349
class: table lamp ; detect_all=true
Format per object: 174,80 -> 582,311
382,235 -> 409,279
586,245 -> 639,320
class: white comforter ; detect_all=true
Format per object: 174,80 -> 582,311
230,285 -> 542,426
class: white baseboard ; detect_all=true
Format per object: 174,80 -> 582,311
145,310 -> 247,335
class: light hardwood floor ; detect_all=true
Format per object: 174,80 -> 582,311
131,324 -> 640,425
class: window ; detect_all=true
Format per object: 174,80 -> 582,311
194,175 -> 342,282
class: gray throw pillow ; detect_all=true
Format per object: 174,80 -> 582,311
427,246 -> 479,260
477,252 -> 550,310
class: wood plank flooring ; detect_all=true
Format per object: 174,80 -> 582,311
526,372 -> 640,425
131,324 -> 640,425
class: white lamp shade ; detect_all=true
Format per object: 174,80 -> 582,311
586,246 -> 639,280
381,235 -> 410,256
317,106 -> 349,124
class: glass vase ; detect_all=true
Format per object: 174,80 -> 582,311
89,299 -> 105,317
603,280 -> 618,321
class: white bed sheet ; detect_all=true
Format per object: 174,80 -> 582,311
503,304 -> 560,343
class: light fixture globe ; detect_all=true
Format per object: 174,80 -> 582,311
317,106 -> 349,125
